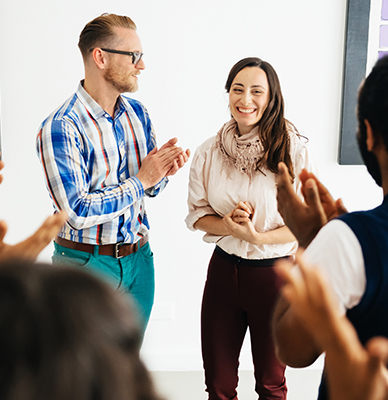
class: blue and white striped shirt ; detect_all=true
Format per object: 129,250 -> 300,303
37,82 -> 167,245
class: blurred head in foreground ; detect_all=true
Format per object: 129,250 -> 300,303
0,259 -> 162,400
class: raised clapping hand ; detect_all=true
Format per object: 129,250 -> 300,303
276,162 -> 347,248
0,160 -> 67,261
0,212 -> 67,261
276,252 -> 388,400
161,138 -> 191,177
136,138 -> 190,190
0,158 -> 4,185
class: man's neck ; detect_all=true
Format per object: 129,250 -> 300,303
83,78 -> 119,117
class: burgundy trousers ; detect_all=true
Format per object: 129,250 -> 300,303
201,247 -> 287,400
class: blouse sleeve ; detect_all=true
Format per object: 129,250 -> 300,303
291,135 -> 317,199
185,143 -> 218,231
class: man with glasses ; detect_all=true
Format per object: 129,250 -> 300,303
36,13 -> 190,336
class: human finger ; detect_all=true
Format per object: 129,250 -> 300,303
335,198 -> 348,216
157,145 -> 183,161
13,211 -> 67,260
232,208 -> 250,218
147,147 -> 158,156
277,162 -> 303,219
0,220 -> 8,244
159,137 -> 178,150
33,211 -> 68,243
176,154 -> 185,169
303,179 -> 327,215
277,162 -> 296,197
235,201 -> 252,214
166,159 -> 179,177
0,160 -> 4,185
232,209 -> 251,223
223,212 -> 237,229
154,147 -> 184,172
181,149 -> 190,163
308,172 -> 336,203
367,337 -> 388,366
299,168 -> 310,184
177,151 -> 190,168
243,201 -> 254,214
232,216 -> 251,223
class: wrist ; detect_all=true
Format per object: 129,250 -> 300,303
136,173 -> 151,191
253,231 -> 263,246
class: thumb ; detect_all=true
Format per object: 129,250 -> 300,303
335,198 -> 348,216
148,147 -> 158,155
303,179 -> 321,206
277,162 -> 294,195
366,337 -> 388,365
0,220 -> 8,243
303,179 -> 327,223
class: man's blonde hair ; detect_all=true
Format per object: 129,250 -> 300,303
78,13 -> 137,60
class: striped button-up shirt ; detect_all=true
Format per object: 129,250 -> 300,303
37,82 -> 167,245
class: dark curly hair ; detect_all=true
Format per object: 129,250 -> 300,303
357,55 -> 388,187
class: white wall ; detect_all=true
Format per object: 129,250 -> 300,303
0,0 -> 383,371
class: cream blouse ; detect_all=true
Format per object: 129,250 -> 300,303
185,131 -> 315,259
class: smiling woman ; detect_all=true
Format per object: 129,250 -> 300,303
228,67 -> 269,135
185,57 -> 316,400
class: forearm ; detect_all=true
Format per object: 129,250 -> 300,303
254,225 -> 296,245
194,215 -> 230,236
323,316 -> 372,400
38,133 -> 146,230
272,295 -> 321,367
53,176 -> 145,230
323,314 -> 365,368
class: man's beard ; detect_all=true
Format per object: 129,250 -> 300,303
104,65 -> 138,93
357,125 -> 382,187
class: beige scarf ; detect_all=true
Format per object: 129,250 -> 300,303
216,119 -> 263,179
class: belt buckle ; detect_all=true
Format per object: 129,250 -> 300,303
115,242 -> 125,259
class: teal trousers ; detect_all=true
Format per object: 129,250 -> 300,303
52,241 -> 155,336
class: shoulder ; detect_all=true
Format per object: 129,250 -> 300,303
305,219 -> 363,275
308,219 -> 360,250
288,128 -> 308,153
121,95 -> 147,115
337,201 -> 388,254
39,93 -> 79,133
192,136 -> 218,161
196,136 -> 217,152
287,128 -> 317,174
339,201 -> 388,225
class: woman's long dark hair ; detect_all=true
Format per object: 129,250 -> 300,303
225,57 -> 297,181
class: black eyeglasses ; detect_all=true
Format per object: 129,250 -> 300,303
93,48 -> 143,65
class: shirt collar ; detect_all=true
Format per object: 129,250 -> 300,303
76,81 -> 126,120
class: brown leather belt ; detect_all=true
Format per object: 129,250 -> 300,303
55,236 -> 148,259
